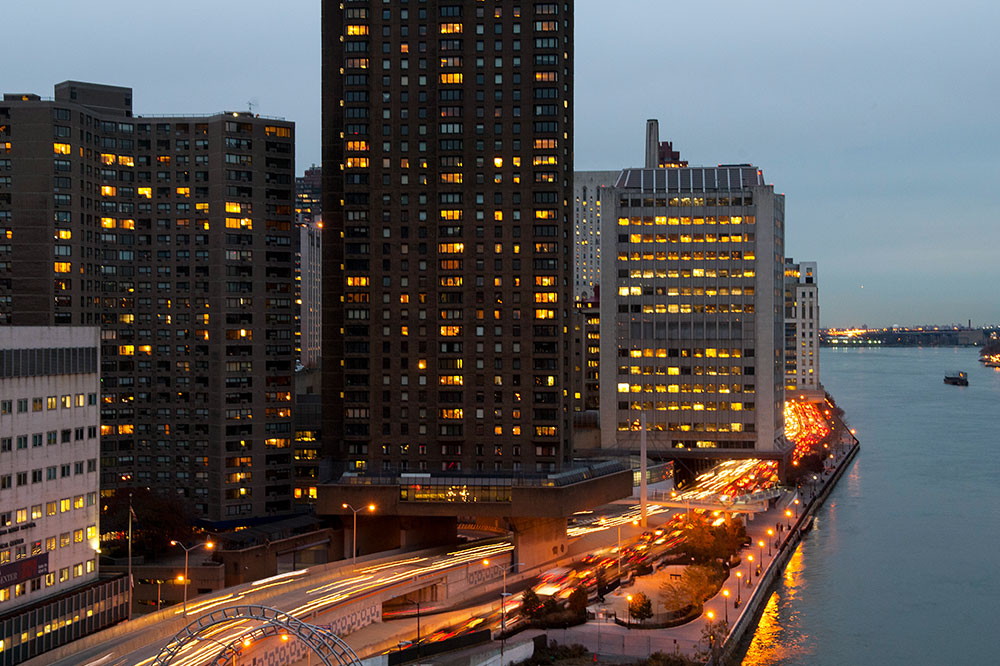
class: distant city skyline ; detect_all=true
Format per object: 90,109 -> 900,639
4,0 -> 998,327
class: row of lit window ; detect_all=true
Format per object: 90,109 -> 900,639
617,422 -> 748,432
623,365 -> 745,376
619,215 -> 754,226
620,286 -> 755,297
0,393 -> 94,415
633,303 -> 757,314
627,268 -> 756,279
0,496 -> 94,527
622,233 -> 754,244
623,401 -> 751,411
617,383 -> 753,395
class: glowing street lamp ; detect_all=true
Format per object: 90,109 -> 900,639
746,554 -> 754,584
757,540 -> 765,568
722,589 -> 730,622
170,539 -> 214,612
735,571 -> 742,605
766,529 -> 774,555
343,503 -> 375,569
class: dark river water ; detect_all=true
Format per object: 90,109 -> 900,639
741,346 -> 1000,665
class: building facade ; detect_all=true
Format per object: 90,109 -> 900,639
0,327 -> 128,665
573,171 -> 617,301
783,258 -> 820,392
321,1 -> 575,475
298,219 -> 323,369
599,165 -> 787,456
0,82 -> 297,525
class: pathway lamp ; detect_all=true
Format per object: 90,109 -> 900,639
343,503 -> 375,568
757,540 -> 765,569
746,555 -> 753,584
767,529 -> 774,555
735,572 -> 742,605
626,594 -> 633,628
785,509 -> 793,528
722,589 -> 730,622
170,539 -> 214,612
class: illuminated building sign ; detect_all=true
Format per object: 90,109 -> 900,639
0,553 -> 49,587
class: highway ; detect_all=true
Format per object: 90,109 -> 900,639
46,455 -> 794,666
43,539 -> 515,666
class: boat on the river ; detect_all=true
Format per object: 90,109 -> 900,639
944,371 -> 968,386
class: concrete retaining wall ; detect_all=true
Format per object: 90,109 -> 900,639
715,440 -> 860,665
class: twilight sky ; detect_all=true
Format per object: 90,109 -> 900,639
4,0 -> 998,327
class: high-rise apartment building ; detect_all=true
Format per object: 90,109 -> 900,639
322,1 -> 575,475
783,258 -> 820,392
599,162 -> 787,456
0,82 -> 297,525
295,165 -> 322,227
573,171 -> 616,301
298,220 -> 323,369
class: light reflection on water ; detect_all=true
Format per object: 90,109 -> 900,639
741,546 -> 812,665
739,347 -> 1000,665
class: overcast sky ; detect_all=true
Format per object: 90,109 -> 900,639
5,0 -> 998,327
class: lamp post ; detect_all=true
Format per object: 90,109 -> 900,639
766,529 -> 774,555
483,559 -> 523,662
705,610 -> 718,661
757,540 -> 764,570
626,594 -> 633,628
401,598 -> 421,653
170,539 -> 214,612
746,554 -> 753,584
785,509 -> 793,528
735,572 -> 742,606
342,503 -> 375,568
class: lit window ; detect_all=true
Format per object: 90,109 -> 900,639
53,143 -> 71,155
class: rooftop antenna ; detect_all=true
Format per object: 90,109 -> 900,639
248,97 -> 259,114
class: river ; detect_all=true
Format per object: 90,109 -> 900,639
740,346 -> 1000,665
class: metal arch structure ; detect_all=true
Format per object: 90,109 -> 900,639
151,604 -> 362,666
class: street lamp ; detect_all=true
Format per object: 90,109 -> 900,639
401,598 -> 421,652
734,572 -> 742,606
757,540 -> 764,569
342,503 -> 375,569
170,539 -> 214,612
746,554 -> 753,584
626,594 -> 633,628
766,529 -> 774,555
785,509 -> 793,528
483,559 -> 523,660
722,589 -> 730,623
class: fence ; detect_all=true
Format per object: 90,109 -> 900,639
543,626 -> 703,660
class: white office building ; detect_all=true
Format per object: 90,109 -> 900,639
784,259 -> 821,393
0,327 -> 124,661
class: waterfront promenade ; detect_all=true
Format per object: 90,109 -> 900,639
540,433 -> 859,662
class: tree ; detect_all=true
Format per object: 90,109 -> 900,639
628,592 -> 653,623
541,597 -> 561,617
520,589 -> 543,620
567,586 -> 589,616
659,565 -> 720,612
101,487 -> 194,558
